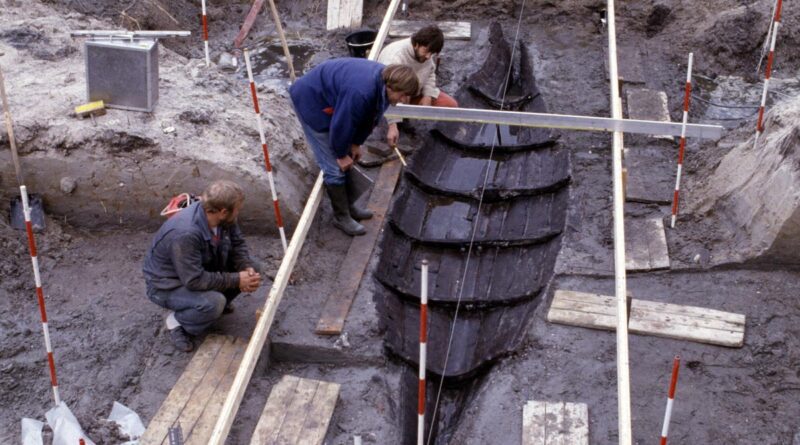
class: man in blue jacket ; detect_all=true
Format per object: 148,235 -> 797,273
290,59 -> 419,235
143,180 -> 262,352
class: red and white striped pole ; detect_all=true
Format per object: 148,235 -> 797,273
754,0 -> 783,149
670,53 -> 693,229
244,48 -> 288,252
418,259 -> 429,445
659,356 -> 681,445
21,186 -> 61,406
201,0 -> 210,66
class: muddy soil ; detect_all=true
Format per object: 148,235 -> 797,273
2,0 -> 800,444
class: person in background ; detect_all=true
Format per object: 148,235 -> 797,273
378,25 -> 458,146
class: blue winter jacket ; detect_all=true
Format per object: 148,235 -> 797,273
289,58 -> 388,158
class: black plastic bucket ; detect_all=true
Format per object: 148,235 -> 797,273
345,29 -> 377,58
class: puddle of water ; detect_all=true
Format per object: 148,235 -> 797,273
696,75 -> 800,126
245,40 -> 316,81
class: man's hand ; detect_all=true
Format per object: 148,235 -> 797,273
239,269 -> 262,293
419,96 -> 433,106
337,155 -> 354,172
350,144 -> 362,162
386,123 -> 399,146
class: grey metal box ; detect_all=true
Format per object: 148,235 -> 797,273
85,39 -> 159,112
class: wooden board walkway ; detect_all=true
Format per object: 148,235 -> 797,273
326,0 -> 363,30
625,217 -> 670,272
250,375 -> 340,445
522,400 -> 589,445
624,146 -> 675,204
389,20 -> 472,40
625,88 -> 673,141
140,335 -> 247,445
315,159 -> 403,335
547,290 -> 746,347
629,299 -> 746,347
546,289 -> 617,330
604,45 -> 645,84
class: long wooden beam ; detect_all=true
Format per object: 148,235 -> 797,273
606,1 -> 633,444
384,105 -> 723,140
206,1 -> 402,443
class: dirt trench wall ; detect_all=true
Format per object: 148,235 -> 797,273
0,2 -> 315,232
687,97 -> 800,264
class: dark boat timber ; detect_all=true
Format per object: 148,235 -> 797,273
374,22 -> 570,443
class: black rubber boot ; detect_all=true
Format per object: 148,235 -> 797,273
345,171 -> 373,221
168,326 -> 194,352
326,184 -> 366,236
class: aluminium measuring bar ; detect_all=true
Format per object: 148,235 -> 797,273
385,105 -> 724,140
69,30 -> 191,39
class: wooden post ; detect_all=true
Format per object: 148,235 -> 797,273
606,1 -> 633,444
266,0 -> 297,82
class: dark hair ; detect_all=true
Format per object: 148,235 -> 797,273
201,180 -> 244,213
383,64 -> 420,95
411,25 -> 444,54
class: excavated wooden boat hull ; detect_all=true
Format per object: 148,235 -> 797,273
373,22 -> 570,443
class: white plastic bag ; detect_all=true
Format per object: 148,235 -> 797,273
20,418 -> 44,445
107,401 -> 145,441
45,402 -> 95,445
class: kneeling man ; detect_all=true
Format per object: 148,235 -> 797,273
143,180 -> 262,352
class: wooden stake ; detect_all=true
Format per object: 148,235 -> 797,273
266,0 -> 296,82
606,1 -> 633,444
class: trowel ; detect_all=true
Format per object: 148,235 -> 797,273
1,66 -> 46,230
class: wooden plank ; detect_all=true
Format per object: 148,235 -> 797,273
140,335 -> 227,445
624,146 -> 675,205
625,88 -> 672,141
165,336 -> 239,445
389,20 -> 472,40
547,290 -> 617,331
626,89 -> 671,122
632,299 -> 745,324
630,304 -> 743,333
326,0 -> 340,31
647,218 -> 670,270
629,299 -> 745,347
548,308 -> 617,331
315,159 -> 403,335
249,375 -> 302,445
234,0 -> 266,49
564,402 -> 589,444
549,402 -> 568,445
208,3 -> 401,442
327,0 -> 362,30
604,44 -> 645,84
552,290 -> 616,307
522,401 -> 545,445
297,381 -> 341,443
522,401 -> 589,445
625,218 -> 669,271
187,338 -> 247,445
274,378 -> 320,443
